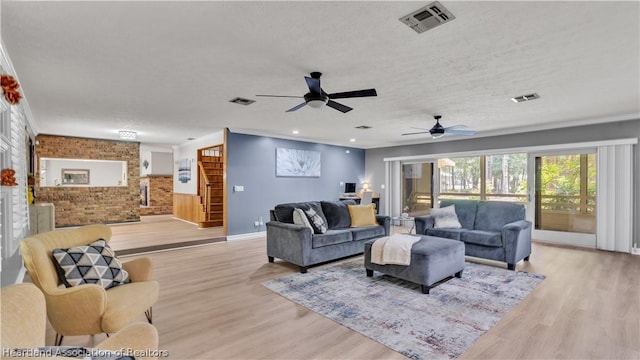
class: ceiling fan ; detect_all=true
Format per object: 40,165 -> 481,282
256,72 -> 377,113
402,115 -> 476,139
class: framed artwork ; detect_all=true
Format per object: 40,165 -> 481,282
178,158 -> 191,183
276,148 -> 321,177
61,169 -> 90,185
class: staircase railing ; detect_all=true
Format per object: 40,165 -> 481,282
198,161 -> 211,221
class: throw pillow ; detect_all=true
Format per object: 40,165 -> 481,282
293,208 -> 314,232
52,239 -> 130,290
348,204 -> 378,227
304,208 -> 328,234
431,205 -> 462,229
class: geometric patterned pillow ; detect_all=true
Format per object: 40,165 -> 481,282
303,208 -> 328,234
52,239 -> 130,290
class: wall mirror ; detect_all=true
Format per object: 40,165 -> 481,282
40,158 -> 127,187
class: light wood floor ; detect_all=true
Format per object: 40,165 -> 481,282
49,234 -> 639,359
108,215 -> 225,252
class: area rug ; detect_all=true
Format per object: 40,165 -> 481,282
262,259 -> 544,360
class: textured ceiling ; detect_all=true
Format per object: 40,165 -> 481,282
2,1 -> 639,148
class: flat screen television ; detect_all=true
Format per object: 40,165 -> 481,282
344,182 -> 356,193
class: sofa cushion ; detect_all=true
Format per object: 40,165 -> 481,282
430,205 -> 462,229
474,201 -> 526,232
425,228 -> 468,241
274,201 -> 327,225
461,230 -> 503,247
348,204 -> 377,227
52,239 -> 130,290
440,200 -> 478,229
312,229 -> 353,248
293,208 -> 314,232
304,208 -> 328,234
351,225 -> 385,241
321,200 -> 356,229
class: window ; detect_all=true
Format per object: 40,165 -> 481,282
401,162 -> 433,216
439,154 -> 527,204
534,153 -> 596,234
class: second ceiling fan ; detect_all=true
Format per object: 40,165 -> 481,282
402,115 -> 476,139
256,72 -> 377,113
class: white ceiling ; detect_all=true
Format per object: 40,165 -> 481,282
2,1 -> 639,149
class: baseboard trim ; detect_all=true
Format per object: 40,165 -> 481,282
632,247 -> 640,255
227,231 -> 266,242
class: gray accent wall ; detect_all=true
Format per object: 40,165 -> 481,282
226,132 -> 365,236
365,119 -> 640,248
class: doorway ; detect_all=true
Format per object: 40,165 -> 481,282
527,151 -> 597,247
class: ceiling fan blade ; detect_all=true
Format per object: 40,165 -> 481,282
326,100 -> 353,113
444,124 -> 469,130
410,127 -> 430,131
401,131 -> 431,136
256,95 -> 304,98
444,128 -> 476,136
328,88 -> 377,99
305,76 -> 322,94
285,102 -> 307,112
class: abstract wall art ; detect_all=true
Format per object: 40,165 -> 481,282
276,148 -> 321,177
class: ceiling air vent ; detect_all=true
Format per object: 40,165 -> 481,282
355,125 -> 372,130
511,93 -> 540,103
229,97 -> 255,105
399,1 -> 456,34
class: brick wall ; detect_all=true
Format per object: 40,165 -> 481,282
35,134 -> 140,227
140,175 -> 173,215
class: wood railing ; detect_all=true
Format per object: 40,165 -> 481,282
198,161 -> 211,221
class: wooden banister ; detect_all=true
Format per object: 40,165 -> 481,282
198,161 -> 212,221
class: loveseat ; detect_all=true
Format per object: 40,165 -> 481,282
415,199 -> 532,270
267,200 -> 390,273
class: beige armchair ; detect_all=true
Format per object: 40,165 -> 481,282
1,283 -> 159,359
20,224 -> 159,346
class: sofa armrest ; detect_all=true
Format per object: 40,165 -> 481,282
375,215 -> 390,236
266,221 -> 313,267
122,257 -> 154,282
502,220 -> 532,263
414,215 -> 435,235
44,285 -> 107,335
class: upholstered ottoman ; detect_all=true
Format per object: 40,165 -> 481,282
364,235 -> 465,294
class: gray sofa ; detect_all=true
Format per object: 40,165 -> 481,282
267,200 -> 390,273
415,199 -> 532,270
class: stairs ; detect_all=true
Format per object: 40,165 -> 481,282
198,145 -> 224,228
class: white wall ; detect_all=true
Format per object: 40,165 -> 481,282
172,131 -> 224,194
140,145 -> 172,176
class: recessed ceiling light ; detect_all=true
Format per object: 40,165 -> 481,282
292,130 -> 299,134
350,138 -> 356,142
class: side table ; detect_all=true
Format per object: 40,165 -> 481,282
392,216 -> 415,234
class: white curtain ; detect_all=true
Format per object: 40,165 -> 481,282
384,160 -> 402,217
596,144 -> 634,253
